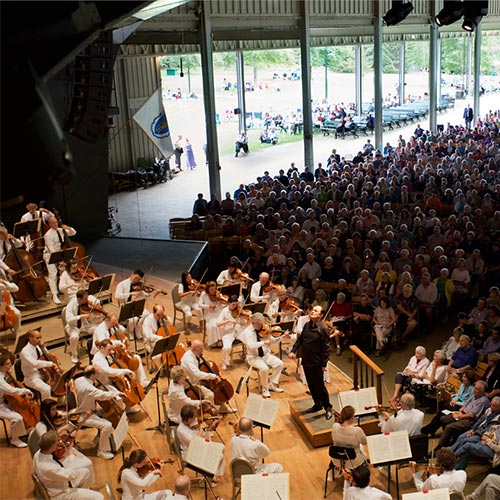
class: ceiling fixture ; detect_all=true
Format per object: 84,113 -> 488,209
435,0 -> 464,27
383,1 -> 414,26
462,0 -> 488,32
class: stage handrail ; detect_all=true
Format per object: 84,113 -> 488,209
349,345 -> 384,404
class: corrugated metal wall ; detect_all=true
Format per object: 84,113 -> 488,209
109,57 -> 161,172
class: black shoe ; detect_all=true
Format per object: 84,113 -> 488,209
306,404 -> 322,414
325,408 -> 333,420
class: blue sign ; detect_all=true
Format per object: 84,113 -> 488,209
151,112 -> 170,138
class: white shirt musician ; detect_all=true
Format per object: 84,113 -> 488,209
177,272 -> 202,331
65,289 -> 101,364
239,313 -> 284,398
0,226 -> 23,266
216,297 -> 250,370
20,329 -> 56,401
267,285 -> 301,323
230,417 -> 283,473
59,260 -> 85,302
0,354 -> 31,447
43,216 -> 76,304
91,313 -> 148,386
378,393 -> 424,436
74,365 -> 122,460
20,203 -> 53,224
198,281 -> 224,347
114,270 -> 149,341
0,271 -> 21,336
249,272 -> 274,303
142,304 -> 172,358
33,430 -> 104,500
167,365 -> 205,425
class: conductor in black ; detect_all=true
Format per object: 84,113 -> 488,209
289,305 -> 333,420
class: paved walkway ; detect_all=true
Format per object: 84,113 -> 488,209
109,92 -> 498,239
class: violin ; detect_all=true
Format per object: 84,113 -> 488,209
136,457 -> 174,477
79,302 -> 106,316
188,279 -> 206,295
398,463 -> 441,475
231,304 -> 252,319
364,404 -> 400,413
259,325 -> 289,339
131,282 -> 168,296
53,410 -> 93,459
262,281 -> 279,293
208,289 -> 229,304
72,267 -> 97,283
231,269 -> 252,282
279,296 -> 302,313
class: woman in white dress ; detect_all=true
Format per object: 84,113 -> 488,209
198,281 -> 225,347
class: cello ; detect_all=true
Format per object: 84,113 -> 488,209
185,378 -> 221,429
109,352 -> 146,407
4,242 -> 47,302
156,318 -> 187,368
95,377 -> 126,427
38,343 -> 65,397
198,355 -> 234,405
4,370 -> 41,429
0,286 -> 18,331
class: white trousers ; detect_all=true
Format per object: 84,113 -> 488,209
0,404 -> 27,440
83,413 -> 114,453
247,353 -> 283,389
24,375 -> 52,401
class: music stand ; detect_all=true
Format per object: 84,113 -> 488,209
48,248 -> 77,266
219,283 -> 241,298
13,220 -> 41,238
243,302 -> 266,314
118,299 -> 146,352
273,320 -> 295,361
14,328 -> 42,355
53,362 -> 81,397
87,274 -> 114,303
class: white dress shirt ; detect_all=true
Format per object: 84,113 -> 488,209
250,281 -> 272,303
379,408 -> 424,436
74,375 -> 119,412
167,379 -> 201,424
92,351 -> 129,388
20,343 -> 53,380
120,467 -> 166,500
230,434 -> 271,470
343,485 -> 392,500
180,350 -> 217,385
91,321 -> 126,355
142,312 -> 169,354
413,469 -> 467,493
115,278 -> 148,305
43,226 -> 76,254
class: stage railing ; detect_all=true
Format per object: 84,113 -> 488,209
349,345 -> 384,404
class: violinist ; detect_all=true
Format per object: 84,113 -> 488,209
64,289 -> 102,364
58,259 -> 84,302
91,313 -> 149,387
268,285 -> 302,323
377,393 -> 423,436
331,406 -> 368,468
20,329 -> 57,401
119,449 -> 172,500
0,269 -> 21,337
177,404 -> 225,482
199,281 -> 225,348
115,269 -> 149,341
249,272 -> 275,304
343,464 -> 391,500
92,339 -> 141,415
33,430 -> 104,500
411,447 -> 466,494
216,295 -> 251,371
289,306 -> 333,420
34,399 -> 95,474
43,216 -> 77,304
74,366 -> 123,460
0,353 -> 32,447
239,312 -> 284,398
177,272 -> 202,332
167,365 -> 210,424
230,417 -> 283,474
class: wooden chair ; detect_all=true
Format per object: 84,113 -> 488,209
230,457 -> 256,500
436,375 -> 462,409
0,417 -> 9,445
32,473 -> 50,500
474,360 -> 489,380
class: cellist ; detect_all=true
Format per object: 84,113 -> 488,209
0,226 -> 23,277
91,312 -> 149,387
74,365 -> 124,460
43,215 -> 76,304
142,304 -> 172,363
0,353 -> 32,447
0,269 -> 21,337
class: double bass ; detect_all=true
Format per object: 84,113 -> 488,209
198,355 -> 234,405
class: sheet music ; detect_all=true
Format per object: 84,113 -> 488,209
186,435 -> 224,475
366,430 -> 412,465
110,411 -> 129,453
402,488 -> 450,499
338,387 -> 378,416
243,393 -> 279,428
241,472 -> 289,500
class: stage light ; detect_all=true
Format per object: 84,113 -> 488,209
435,0 -> 464,27
462,0 -> 488,31
383,1 -> 414,26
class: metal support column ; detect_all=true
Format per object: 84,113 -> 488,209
324,48 -> 329,101
473,21 -> 482,122
399,41 -> 405,106
466,36 -> 472,96
437,37 -> 441,106
299,0 -> 313,168
199,2 -> 221,200
236,48 -> 247,133
355,44 -> 362,116
429,20 -> 438,132
374,2 -> 383,150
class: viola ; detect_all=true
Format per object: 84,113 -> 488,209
4,370 -> 41,429
198,355 -> 234,405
